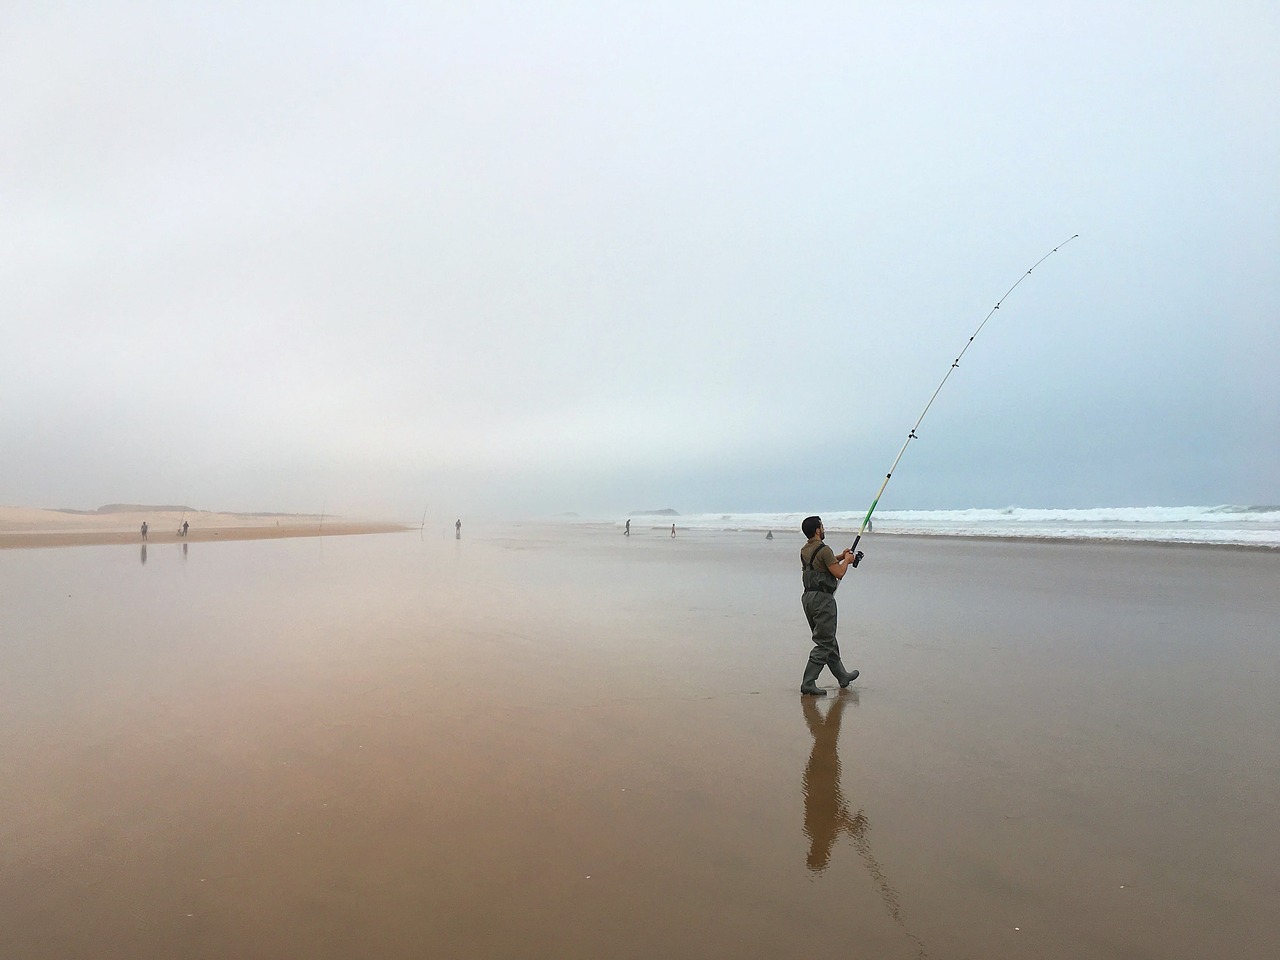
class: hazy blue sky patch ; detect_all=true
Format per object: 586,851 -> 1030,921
2,1 -> 1276,519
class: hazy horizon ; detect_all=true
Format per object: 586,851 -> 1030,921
4,2 -> 1276,520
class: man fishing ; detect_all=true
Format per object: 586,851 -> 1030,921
799,516 -> 862,696
790,239 -> 1077,694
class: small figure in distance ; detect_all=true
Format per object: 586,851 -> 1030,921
625,519 -> 630,537
455,518 -> 461,540
798,516 -> 863,696
140,521 -> 148,541
670,523 -> 676,539
181,520 -> 189,537
766,530 -> 774,540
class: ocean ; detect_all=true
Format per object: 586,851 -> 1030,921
607,505 -> 1280,548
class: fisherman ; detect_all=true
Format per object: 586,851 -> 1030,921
455,518 -> 461,540
625,519 -> 630,536
181,520 -> 189,537
799,516 -> 862,696
140,521 -> 148,541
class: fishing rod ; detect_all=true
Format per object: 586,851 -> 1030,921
849,234 -> 1079,556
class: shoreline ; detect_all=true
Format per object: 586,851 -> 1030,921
832,529 -> 1279,553
0,523 -> 410,550
0,506 -> 409,550
6,507 -> 1274,552
565,522 -> 1280,553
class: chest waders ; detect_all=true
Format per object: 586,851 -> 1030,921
800,541 -> 859,695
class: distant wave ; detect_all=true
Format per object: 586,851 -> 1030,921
877,505 -> 1280,525
1206,504 -> 1280,515
591,506 -> 1280,548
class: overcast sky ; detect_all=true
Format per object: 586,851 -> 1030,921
3,1 -> 1276,519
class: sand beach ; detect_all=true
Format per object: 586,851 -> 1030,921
1,522 -> 1276,958
0,506 -> 406,549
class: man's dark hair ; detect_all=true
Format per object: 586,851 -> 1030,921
802,516 -> 822,539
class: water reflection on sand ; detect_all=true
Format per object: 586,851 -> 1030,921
801,690 -> 930,958
801,689 -> 861,872
0,528 -> 1276,960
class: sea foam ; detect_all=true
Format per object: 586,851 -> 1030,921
601,505 -> 1280,548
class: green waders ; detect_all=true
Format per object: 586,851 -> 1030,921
800,540 -> 858,695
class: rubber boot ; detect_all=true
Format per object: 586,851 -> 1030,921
800,659 -> 826,696
828,656 -> 860,689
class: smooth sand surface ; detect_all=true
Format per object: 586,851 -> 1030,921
0,506 -> 406,548
1,525 -> 1276,958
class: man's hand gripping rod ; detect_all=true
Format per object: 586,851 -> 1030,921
848,235 -> 1079,557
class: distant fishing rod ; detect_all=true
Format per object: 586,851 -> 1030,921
849,234 -> 1079,556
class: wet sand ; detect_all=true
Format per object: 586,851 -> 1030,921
0,506 -> 406,549
1,526 -> 1276,959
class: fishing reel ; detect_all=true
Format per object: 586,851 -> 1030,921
851,551 -> 864,568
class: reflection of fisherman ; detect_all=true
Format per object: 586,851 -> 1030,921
802,694 -> 930,955
802,692 -> 865,872
799,516 -> 862,696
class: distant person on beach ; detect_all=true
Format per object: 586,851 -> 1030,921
181,520 -> 189,537
670,524 -> 676,539
455,519 -> 461,540
799,516 -> 862,696
140,521 -> 148,541
625,519 -> 630,536
766,530 -> 774,540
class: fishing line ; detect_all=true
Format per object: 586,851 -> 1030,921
849,234 -> 1079,555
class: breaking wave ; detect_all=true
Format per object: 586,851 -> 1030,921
599,505 -> 1280,547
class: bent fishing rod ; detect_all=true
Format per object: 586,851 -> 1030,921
848,234 -> 1079,557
